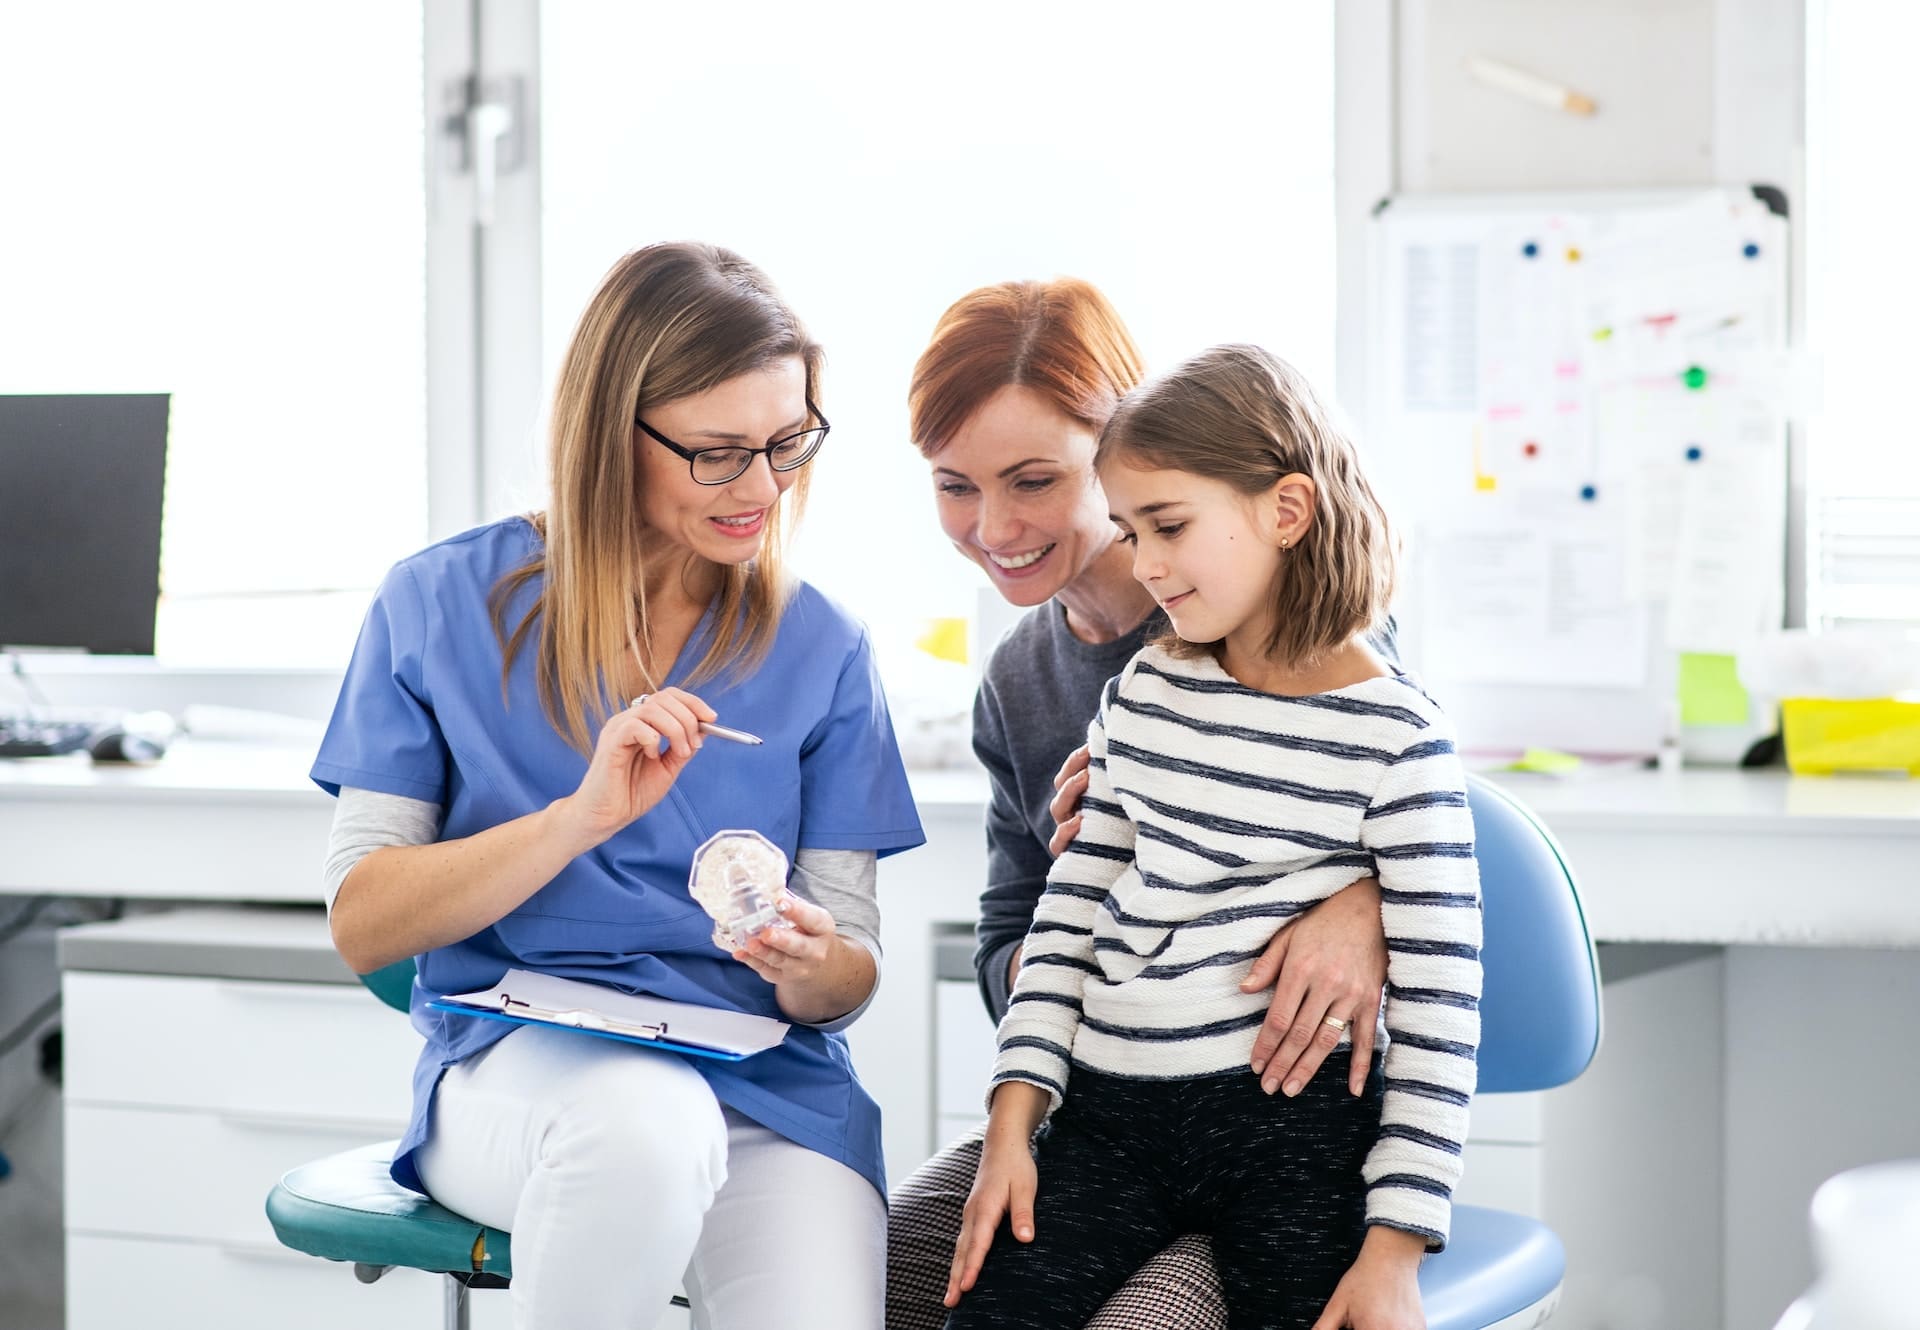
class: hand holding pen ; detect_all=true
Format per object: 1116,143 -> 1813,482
559,687 -> 755,845
628,696 -> 762,747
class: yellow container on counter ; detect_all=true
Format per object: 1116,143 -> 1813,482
1781,698 -> 1920,775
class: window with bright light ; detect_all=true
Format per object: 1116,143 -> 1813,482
1806,0 -> 1920,627
0,4 -> 428,666
536,1 -> 1337,662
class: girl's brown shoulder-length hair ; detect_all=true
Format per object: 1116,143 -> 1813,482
1096,344 -> 1397,670
908,277 -> 1146,455
490,241 -> 820,753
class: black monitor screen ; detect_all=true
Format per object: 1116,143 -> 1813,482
0,394 -> 169,655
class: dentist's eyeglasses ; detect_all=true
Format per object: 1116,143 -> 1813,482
636,399 -> 830,486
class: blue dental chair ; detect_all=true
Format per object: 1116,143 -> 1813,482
264,772 -> 1599,1330
1412,773 -> 1604,1329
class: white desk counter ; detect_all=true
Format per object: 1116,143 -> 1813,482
1487,767 -> 1920,948
0,740 -> 327,900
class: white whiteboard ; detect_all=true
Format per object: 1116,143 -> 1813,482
1364,188 -> 1790,757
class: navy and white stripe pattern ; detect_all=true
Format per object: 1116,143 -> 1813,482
991,645 -> 1483,1247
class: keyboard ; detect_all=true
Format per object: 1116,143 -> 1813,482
0,715 -> 98,757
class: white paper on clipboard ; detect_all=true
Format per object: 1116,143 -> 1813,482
438,968 -> 789,1057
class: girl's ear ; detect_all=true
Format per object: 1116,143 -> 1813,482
1267,472 -> 1316,549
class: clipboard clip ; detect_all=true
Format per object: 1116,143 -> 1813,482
499,992 -> 670,1041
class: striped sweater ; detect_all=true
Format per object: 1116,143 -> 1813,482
991,644 -> 1482,1248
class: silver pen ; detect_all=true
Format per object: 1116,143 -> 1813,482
630,696 -> 763,746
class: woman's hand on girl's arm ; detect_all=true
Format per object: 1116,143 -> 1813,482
1310,1226 -> 1427,1330
945,1082 -> 1048,1307
1243,876 -> 1388,1097
1045,744 -> 1092,858
733,894 -> 875,1024
553,688 -> 714,845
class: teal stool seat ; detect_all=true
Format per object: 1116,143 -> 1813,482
266,1140 -> 513,1282
263,958 -> 527,1328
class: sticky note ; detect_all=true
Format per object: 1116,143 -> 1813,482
1678,652 -> 1749,726
916,618 -> 969,665
1507,747 -> 1583,775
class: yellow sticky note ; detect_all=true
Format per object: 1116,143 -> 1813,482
1678,652 -> 1749,726
915,617 -> 969,665
1507,747 -> 1583,775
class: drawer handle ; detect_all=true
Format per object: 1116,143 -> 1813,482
217,1241 -> 321,1265
213,981 -> 369,1005
218,1111 -> 405,1136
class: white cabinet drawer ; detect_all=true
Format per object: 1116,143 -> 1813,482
63,971 -> 420,1120
934,980 -> 997,1117
66,1103 -> 407,1246
65,1231 -> 441,1330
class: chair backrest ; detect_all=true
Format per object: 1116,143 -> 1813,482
358,958 -> 416,1014
1465,773 -> 1602,1093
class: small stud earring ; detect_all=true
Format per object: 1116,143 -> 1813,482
1280,538 -> 1290,549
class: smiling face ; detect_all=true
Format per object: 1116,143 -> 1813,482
1100,457 -> 1287,656
929,385 -> 1119,607
635,356 -> 809,567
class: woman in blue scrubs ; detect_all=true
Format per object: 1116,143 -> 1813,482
313,242 -> 924,1330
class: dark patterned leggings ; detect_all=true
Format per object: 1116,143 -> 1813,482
937,1055 -> 1383,1330
888,1134 -> 1225,1330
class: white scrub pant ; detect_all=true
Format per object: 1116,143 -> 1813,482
414,1024 -> 884,1330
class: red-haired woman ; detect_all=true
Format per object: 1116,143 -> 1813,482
886,281 -> 1398,1329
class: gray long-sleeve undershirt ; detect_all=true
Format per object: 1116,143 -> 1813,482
323,786 -> 882,1032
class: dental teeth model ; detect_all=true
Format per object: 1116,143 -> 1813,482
689,830 -> 794,951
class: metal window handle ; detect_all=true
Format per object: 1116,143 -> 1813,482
468,99 -> 513,226
443,75 -> 524,228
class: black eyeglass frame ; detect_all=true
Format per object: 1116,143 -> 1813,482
635,398 -> 831,486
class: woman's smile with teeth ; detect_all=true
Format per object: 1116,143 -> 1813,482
989,544 -> 1055,570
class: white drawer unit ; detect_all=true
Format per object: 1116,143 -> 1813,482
57,907 -> 696,1330
58,908 -> 430,1330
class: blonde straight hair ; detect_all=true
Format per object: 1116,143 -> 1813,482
491,242 -> 819,752
1096,344 -> 1397,669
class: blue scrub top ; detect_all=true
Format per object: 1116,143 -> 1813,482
312,518 -> 925,1198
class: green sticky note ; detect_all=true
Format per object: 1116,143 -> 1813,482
1507,747 -> 1583,774
1678,652 -> 1749,726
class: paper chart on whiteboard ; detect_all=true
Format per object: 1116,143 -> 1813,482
1371,189 -> 1790,752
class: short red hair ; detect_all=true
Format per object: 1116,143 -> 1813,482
908,278 -> 1146,456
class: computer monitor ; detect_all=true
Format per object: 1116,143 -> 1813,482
0,393 -> 169,655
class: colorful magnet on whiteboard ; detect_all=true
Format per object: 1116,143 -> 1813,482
1579,484 -> 1597,501
1565,247 -> 1583,263
1682,365 -> 1709,390
1475,473 -> 1498,492
1522,241 -> 1540,259
1524,441 -> 1540,458
1743,242 -> 1760,259
1685,445 -> 1703,462
1592,326 -> 1613,342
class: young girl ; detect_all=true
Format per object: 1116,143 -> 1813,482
943,345 -> 1481,1330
